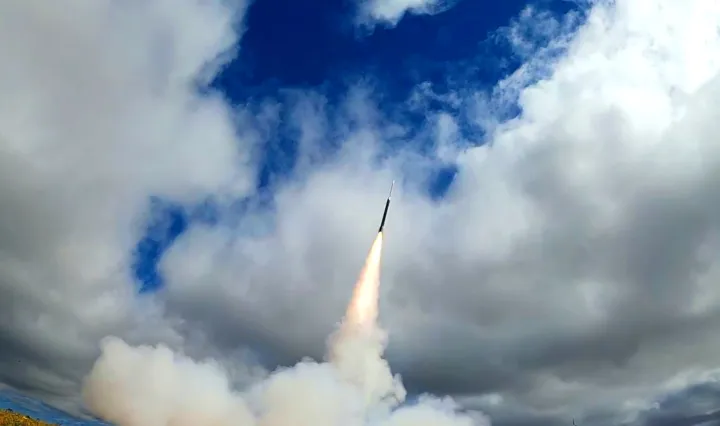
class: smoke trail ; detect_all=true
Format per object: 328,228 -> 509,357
327,231 -> 406,409
81,230 -> 486,426
343,232 -> 384,329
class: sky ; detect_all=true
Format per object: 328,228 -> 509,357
3,0 -> 720,425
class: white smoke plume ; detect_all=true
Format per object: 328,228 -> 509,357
82,332 -> 484,426
82,326 -> 481,426
326,233 -> 407,410
82,232 -> 486,426
82,337 -> 256,426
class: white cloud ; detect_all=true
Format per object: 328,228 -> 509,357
356,0 -> 452,29
0,0 -> 253,406
4,0 -> 720,425
159,0 -> 720,424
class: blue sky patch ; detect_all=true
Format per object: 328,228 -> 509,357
132,0 -> 583,292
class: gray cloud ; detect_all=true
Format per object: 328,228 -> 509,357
4,0 -> 720,425
158,0 -> 720,423
0,0 -> 253,412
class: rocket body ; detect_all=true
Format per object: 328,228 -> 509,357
378,181 -> 394,233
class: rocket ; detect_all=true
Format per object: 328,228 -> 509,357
378,180 -> 394,233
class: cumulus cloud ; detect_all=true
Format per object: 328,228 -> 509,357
0,0 -> 253,408
4,0 -> 720,425
158,0 -> 720,424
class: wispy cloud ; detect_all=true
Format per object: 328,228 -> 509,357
355,0 -> 456,29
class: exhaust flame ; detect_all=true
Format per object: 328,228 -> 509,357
326,231 -> 405,408
344,232 -> 384,329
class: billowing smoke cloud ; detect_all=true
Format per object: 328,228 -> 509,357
82,232 -> 483,426
82,331 -> 462,426
82,337 -> 256,426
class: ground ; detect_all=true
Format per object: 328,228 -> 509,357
0,409 -> 55,426
0,390 -> 105,426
